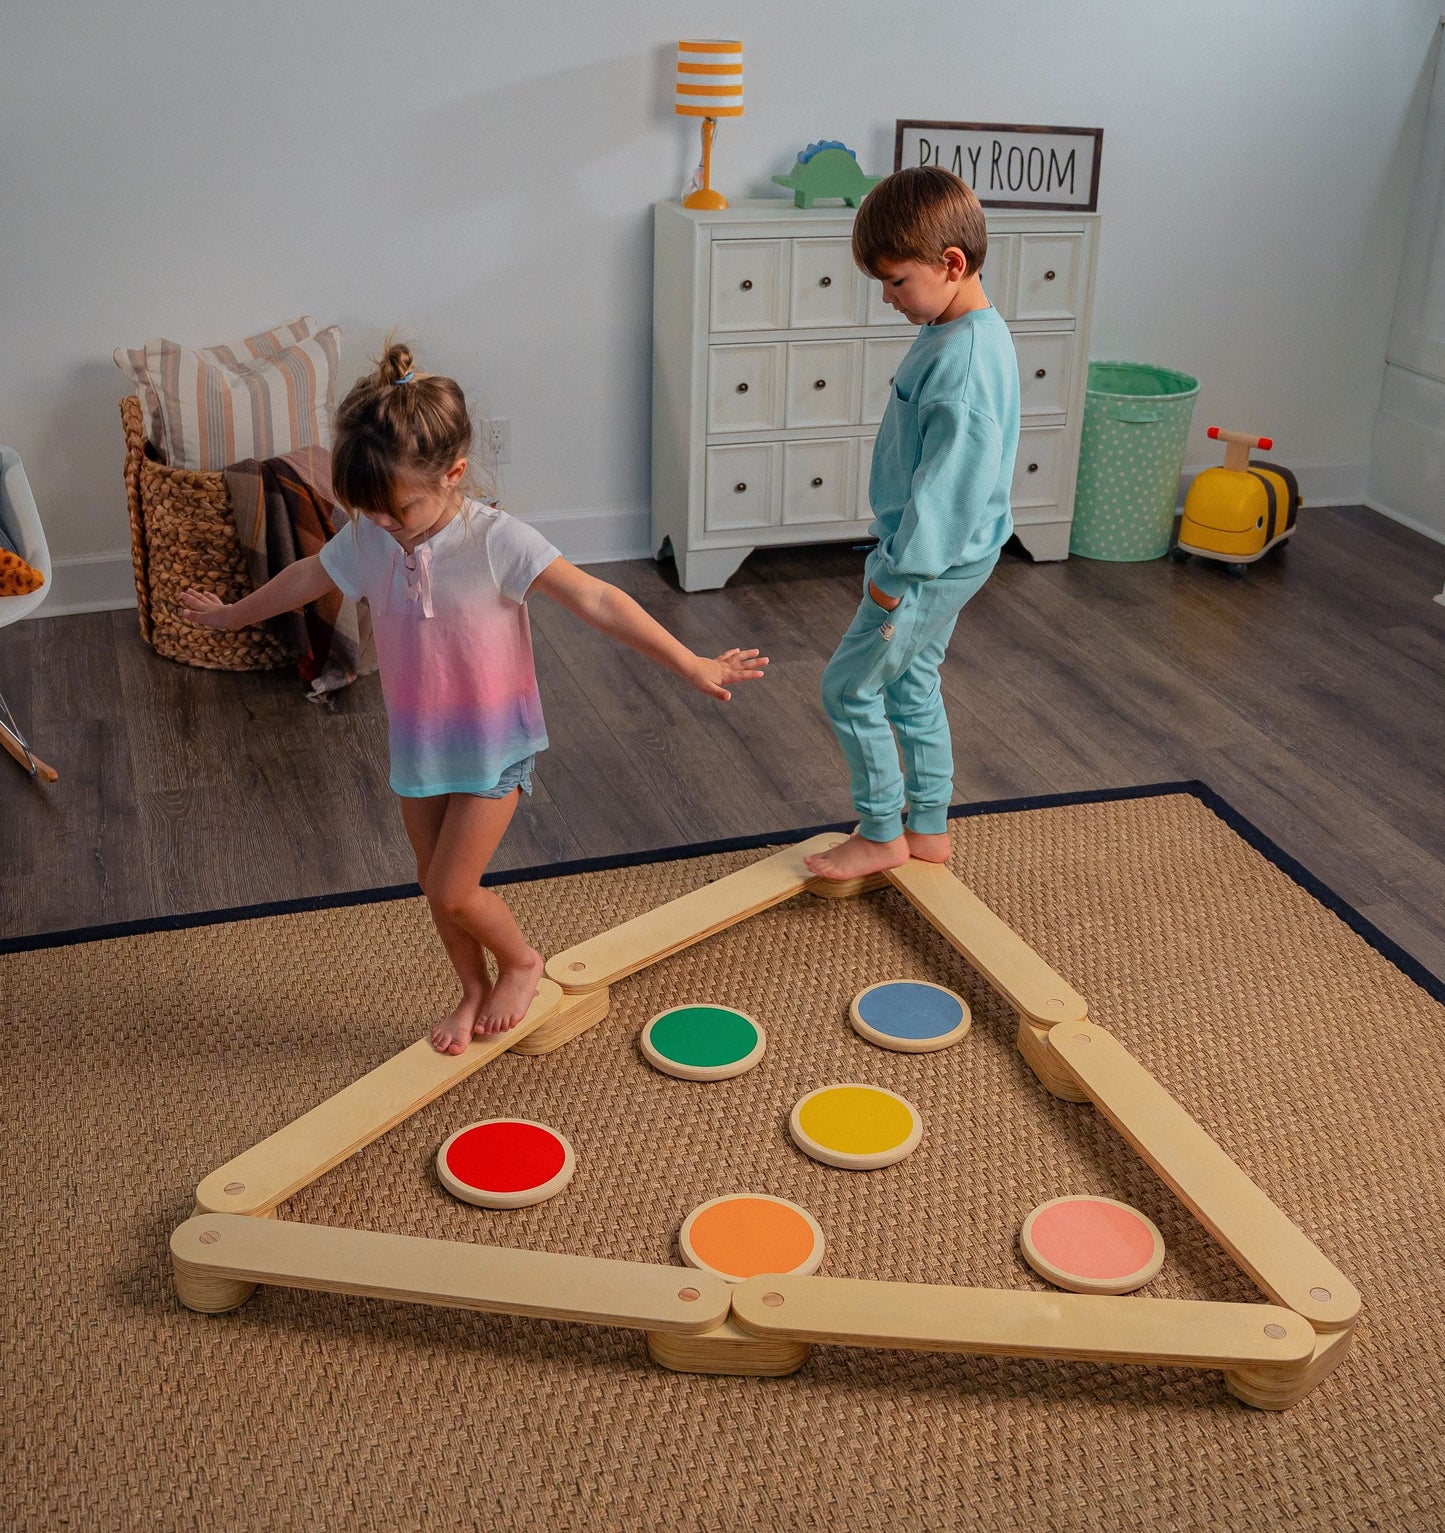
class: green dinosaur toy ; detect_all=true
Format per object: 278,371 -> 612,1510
772,141 -> 881,209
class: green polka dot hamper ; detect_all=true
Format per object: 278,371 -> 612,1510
1070,362 -> 1199,560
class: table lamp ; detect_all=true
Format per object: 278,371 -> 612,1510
675,39 -> 744,210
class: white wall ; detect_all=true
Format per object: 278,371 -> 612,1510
3,0 -> 1440,610
1369,20 -> 1445,545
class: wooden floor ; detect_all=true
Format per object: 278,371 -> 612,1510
3,507 -> 1443,982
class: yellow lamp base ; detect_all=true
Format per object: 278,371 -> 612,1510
683,188 -> 729,210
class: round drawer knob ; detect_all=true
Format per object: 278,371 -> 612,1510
736,382 -> 749,393
1035,368 -> 1046,379
740,279 -> 753,290
1044,270 -> 1056,280
814,379 -> 827,390
811,477 -> 824,487
1027,463 -> 1039,473
734,482 -> 748,493
819,276 -> 832,287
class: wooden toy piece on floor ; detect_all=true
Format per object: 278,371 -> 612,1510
849,980 -> 971,1053
730,1273 -> 1317,1375
641,1003 -> 766,1080
437,1118 -> 576,1209
545,832 -> 849,992
194,978 -> 568,1216
172,1212 -> 732,1331
1048,1020 -> 1362,1333
173,833 -> 1361,1407
1020,1195 -> 1166,1295
789,1083 -> 922,1170
679,1194 -> 825,1284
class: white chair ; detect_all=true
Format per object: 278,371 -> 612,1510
0,448 -> 57,781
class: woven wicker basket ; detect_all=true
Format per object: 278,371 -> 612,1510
120,394 -> 290,671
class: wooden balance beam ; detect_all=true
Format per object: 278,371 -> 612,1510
883,859 -> 1088,1031
729,1274 -> 1316,1379
1048,1021 -> 1362,1333
883,858 -> 1091,1100
172,833 -> 1360,1407
544,832 -> 849,992
194,980 -> 572,1216
172,1213 -> 732,1332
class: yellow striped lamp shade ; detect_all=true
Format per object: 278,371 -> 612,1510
675,39 -> 744,118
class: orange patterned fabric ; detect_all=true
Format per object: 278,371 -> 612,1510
0,549 -> 44,595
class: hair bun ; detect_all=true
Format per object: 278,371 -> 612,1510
378,340 -> 416,387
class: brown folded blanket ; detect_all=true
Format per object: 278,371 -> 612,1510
225,448 -> 374,696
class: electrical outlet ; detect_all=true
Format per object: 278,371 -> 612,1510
486,417 -> 511,464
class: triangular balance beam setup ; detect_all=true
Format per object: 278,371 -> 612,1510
172,831 -> 1360,1409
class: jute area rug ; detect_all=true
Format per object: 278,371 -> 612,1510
3,785 -> 1442,1533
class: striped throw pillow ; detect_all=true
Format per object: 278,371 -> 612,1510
116,316 -> 343,471
114,316 -> 316,462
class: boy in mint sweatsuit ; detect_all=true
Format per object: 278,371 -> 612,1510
805,166 -> 1020,882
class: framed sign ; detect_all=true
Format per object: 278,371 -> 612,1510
894,121 -> 1103,211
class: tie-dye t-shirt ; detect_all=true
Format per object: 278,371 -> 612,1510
319,501 -> 559,797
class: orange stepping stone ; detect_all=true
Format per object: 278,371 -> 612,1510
678,1194 -> 825,1284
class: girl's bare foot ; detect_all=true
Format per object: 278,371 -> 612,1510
430,990 -> 485,1056
475,951 -> 545,1035
904,829 -> 952,864
804,832 -> 910,881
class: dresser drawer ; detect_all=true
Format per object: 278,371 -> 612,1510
705,443 -> 777,530
865,276 -> 900,326
785,340 -> 860,428
983,233 -> 1016,320
789,238 -> 862,327
707,344 -> 784,432
710,240 -> 787,331
1014,233 -> 1081,320
782,438 -> 855,525
862,338 -> 913,425
1011,426 -> 1067,508
1014,331 -> 1075,418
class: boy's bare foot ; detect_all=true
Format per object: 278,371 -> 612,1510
474,951 -> 545,1035
430,991 -> 484,1056
904,829 -> 952,864
804,832 -> 910,881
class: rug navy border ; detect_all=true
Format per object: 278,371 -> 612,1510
5,779 -> 1442,1005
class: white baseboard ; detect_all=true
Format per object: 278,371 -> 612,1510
22,506 -> 658,619
28,553 -> 138,616
17,460 -> 1393,620
524,504 -> 653,566
1362,496 -> 1445,546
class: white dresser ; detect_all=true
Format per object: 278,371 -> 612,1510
651,200 -> 1100,590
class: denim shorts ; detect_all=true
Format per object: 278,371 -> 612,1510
473,754 -> 536,799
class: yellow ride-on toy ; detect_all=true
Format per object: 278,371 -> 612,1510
1172,426 -> 1300,575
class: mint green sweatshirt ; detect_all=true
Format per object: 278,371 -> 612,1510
866,306 -> 1020,601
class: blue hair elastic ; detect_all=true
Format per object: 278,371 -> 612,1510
393,371 -> 415,386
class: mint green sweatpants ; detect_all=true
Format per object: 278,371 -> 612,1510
820,557 -> 996,843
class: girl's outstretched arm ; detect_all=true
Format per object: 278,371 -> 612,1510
179,554 -> 340,630
529,557 -> 767,701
